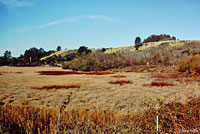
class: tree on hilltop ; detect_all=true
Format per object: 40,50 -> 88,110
143,34 -> 176,43
135,37 -> 141,45
4,50 -> 11,59
77,46 -> 92,56
57,46 -> 61,51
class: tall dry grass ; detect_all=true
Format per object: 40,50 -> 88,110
1,96 -> 200,133
178,55 -> 200,74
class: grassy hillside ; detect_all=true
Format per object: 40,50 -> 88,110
105,40 -> 200,54
40,49 -> 77,61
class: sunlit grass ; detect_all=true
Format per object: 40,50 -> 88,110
1,96 -> 200,133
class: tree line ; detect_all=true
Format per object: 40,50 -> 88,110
0,34 -> 177,66
0,45 -> 95,66
135,34 -> 177,45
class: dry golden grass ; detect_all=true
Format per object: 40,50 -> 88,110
0,66 -> 200,133
105,40 -> 200,54
0,66 -> 200,112
0,105 -> 139,133
1,96 -> 200,133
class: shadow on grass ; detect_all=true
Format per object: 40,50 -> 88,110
37,71 -> 114,75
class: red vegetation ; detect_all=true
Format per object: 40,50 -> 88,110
147,81 -> 175,87
151,72 -> 182,79
151,70 -> 200,83
37,71 -> 114,75
32,85 -> 80,90
111,75 -> 126,78
108,80 -> 131,85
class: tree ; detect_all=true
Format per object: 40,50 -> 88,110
143,34 -> 176,43
24,47 -> 46,63
172,36 -> 176,40
135,37 -> 141,45
4,50 -> 11,59
57,46 -> 61,51
77,46 -> 92,56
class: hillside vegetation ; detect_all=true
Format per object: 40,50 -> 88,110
105,40 -> 200,65
62,40 -> 200,71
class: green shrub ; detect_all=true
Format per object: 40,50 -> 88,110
63,53 -> 129,71
178,55 -> 200,73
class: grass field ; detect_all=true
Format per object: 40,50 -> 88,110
0,66 -> 200,133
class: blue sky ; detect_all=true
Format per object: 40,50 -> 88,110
0,0 -> 200,57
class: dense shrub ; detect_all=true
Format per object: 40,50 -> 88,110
63,53 -> 129,71
178,55 -> 200,73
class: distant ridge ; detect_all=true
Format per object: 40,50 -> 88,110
105,40 -> 200,54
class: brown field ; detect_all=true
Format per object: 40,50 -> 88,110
0,66 -> 200,133
0,66 -> 200,112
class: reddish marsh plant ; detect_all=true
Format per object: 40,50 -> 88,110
32,85 -> 80,90
144,81 -> 175,87
108,80 -> 131,85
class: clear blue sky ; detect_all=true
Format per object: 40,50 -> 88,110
0,0 -> 200,57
